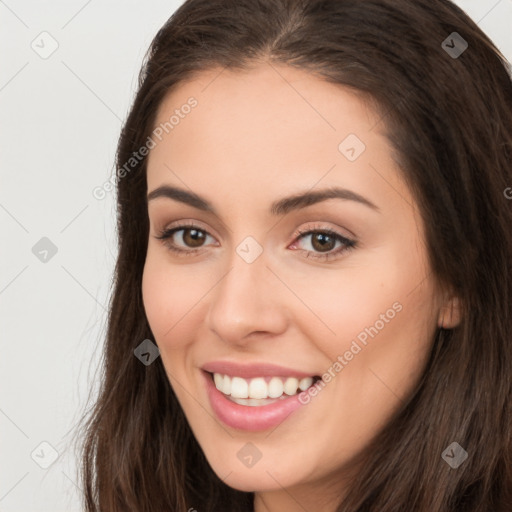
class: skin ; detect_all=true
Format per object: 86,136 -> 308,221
142,61 -> 460,512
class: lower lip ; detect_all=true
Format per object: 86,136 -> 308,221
203,371 -> 305,432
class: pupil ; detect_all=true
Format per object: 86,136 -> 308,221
312,233 -> 334,252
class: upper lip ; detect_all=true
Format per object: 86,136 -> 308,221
202,361 -> 318,379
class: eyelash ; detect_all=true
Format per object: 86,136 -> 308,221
154,222 -> 357,262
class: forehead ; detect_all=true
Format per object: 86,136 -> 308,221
146,62 -> 409,212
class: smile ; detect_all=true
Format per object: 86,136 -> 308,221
212,372 -> 319,404
201,362 -> 322,431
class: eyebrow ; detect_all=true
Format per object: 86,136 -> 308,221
147,185 -> 379,215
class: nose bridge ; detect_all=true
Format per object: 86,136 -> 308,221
205,240 -> 287,344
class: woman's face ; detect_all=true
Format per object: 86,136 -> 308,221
142,63 -> 448,507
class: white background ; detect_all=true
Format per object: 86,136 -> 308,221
1,1 -> 511,510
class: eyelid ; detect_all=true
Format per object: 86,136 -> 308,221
158,218 -> 214,235
292,222 -> 356,244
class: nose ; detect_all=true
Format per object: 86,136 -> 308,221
205,248 -> 289,347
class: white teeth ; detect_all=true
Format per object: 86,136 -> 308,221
283,377 -> 299,395
268,377 -> 284,398
299,377 -> 313,391
213,372 -> 224,389
230,376 -> 249,398
221,375 -> 231,395
212,372 -> 316,400
248,377 -> 268,399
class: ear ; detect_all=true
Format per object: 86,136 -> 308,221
438,295 -> 462,329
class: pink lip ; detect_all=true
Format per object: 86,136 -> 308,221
201,360 -> 317,379
202,370 -> 306,431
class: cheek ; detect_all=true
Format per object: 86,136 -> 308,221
141,256 -> 172,339
293,236 -> 434,339
141,249 -> 202,347
286,247 -> 437,399
280,262 -> 405,355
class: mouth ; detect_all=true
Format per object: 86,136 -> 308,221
200,363 -> 322,431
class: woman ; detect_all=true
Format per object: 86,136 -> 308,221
79,0 -> 512,510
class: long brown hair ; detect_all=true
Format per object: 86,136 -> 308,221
78,0 -> 512,510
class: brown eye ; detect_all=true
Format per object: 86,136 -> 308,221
292,227 -> 356,262
310,232 -> 336,252
181,228 -> 207,248
154,224 -> 216,255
